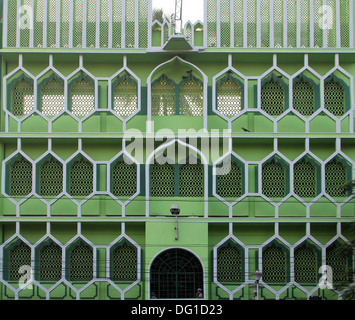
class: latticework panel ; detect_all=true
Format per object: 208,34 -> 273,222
9,242 -> 31,281
46,0 -> 57,48
72,0 -> 84,48
34,0 -> 44,48
207,0 -> 218,47
60,0 -> 70,48
293,78 -> 315,116
99,0 -> 110,48
293,159 -> 316,198
10,79 -> 34,117
287,0 -> 297,48
6,0 -> 17,47
125,0 -> 136,48
324,79 -> 346,116
262,244 -> 287,283
138,0 -> 149,48
294,245 -> 318,284
112,0 -> 122,48
39,159 -> 63,196
69,159 -> 94,197
220,0 -> 231,47
111,244 -> 137,282
325,159 -> 347,197
71,78 -> 95,117
113,79 -> 138,116
233,0 -> 243,47
179,79 -> 203,116
86,0 -> 97,48
179,163 -> 204,197
69,243 -> 93,282
260,0 -> 270,48
9,158 -> 32,197
217,162 -> 242,198
262,160 -> 286,198
41,79 -> 65,117
217,78 -> 242,116
39,243 -> 62,281
152,77 -> 175,116
326,243 -> 350,285
150,163 -> 175,197
246,0 -> 257,47
217,244 -> 242,283
261,78 -> 285,116
112,161 -> 137,197
273,0 -> 284,48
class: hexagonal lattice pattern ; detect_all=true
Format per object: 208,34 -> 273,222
217,162 -> 242,198
151,77 -> 175,116
293,78 -> 315,116
294,244 -> 318,284
262,244 -> 287,283
39,242 -> 62,281
70,78 -> 95,117
325,159 -> 347,198
293,159 -> 316,198
41,78 -> 65,117
9,242 -> 31,281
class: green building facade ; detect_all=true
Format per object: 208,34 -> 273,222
0,0 -> 354,300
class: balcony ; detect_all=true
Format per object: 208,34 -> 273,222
2,0 -> 354,51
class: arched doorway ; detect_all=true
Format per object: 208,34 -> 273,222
150,248 -> 204,299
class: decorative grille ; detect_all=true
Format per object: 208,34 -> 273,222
60,0 -> 70,48
179,79 -> 203,116
293,159 -> 316,198
10,79 -> 34,116
294,245 -> 317,284
9,158 -> 33,197
261,78 -> 285,116
150,163 -> 175,197
262,244 -> 287,283
125,0 -> 136,48
112,0 -> 122,48
113,78 -> 138,116
179,163 -> 204,197
217,162 -> 242,198
217,78 -> 242,116
41,78 -> 65,117
39,243 -> 62,281
262,160 -> 286,198
70,78 -> 95,117
325,159 -> 347,197
326,242 -> 350,284
69,242 -> 93,282
151,76 -> 175,116
293,78 -> 315,116
69,159 -> 94,197
39,158 -> 63,197
9,242 -> 31,281
111,243 -> 137,281
324,78 -> 346,116
112,161 -> 137,197
217,244 -> 242,283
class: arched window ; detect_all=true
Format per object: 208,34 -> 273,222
150,163 -> 175,197
179,78 -> 203,116
39,242 -> 62,282
179,163 -> 204,197
217,76 -> 243,116
69,158 -> 94,197
111,242 -> 137,282
112,76 -> 138,117
41,78 -> 65,117
262,159 -> 287,198
262,243 -> 288,284
9,241 -> 31,281
324,78 -> 346,116
10,78 -> 34,116
151,75 -> 175,116
294,244 -> 318,284
293,77 -> 315,116
217,242 -> 243,283
68,242 -> 93,282
293,158 -> 317,198
112,161 -> 137,197
150,248 -> 203,299
325,158 -> 347,197
39,158 -> 63,196
70,78 -> 95,117
217,161 -> 243,198
261,77 -> 285,116
326,242 -> 351,285
9,157 -> 33,197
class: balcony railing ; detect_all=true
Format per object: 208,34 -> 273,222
2,0 -> 354,50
